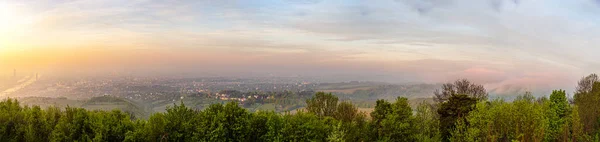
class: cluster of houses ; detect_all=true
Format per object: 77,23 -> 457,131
213,93 -> 262,102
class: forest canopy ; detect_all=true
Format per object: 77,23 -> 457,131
1,75 -> 599,142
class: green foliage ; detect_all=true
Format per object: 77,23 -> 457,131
438,94 -> 477,142
370,97 -> 416,142
414,101 -> 441,142
342,112 -> 369,142
0,98 -> 25,142
570,106 -> 585,141
370,99 -> 392,126
92,110 -> 135,141
196,102 -> 252,141
449,118 -> 478,142
545,89 -> 571,141
0,82 -> 597,142
459,98 -> 547,142
381,97 -> 414,141
281,112 -> 333,141
575,81 -> 600,135
306,92 -> 338,118
335,101 -> 357,123
328,122 -> 346,142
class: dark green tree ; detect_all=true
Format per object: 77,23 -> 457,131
438,94 -> 477,142
195,102 -> 251,141
93,110 -> 135,141
281,112 -> 333,141
0,99 -> 25,142
575,76 -> 600,135
379,97 -> 415,142
50,107 -> 97,141
24,106 -> 51,142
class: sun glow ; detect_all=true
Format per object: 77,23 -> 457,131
0,1 -> 31,49
0,2 -> 20,32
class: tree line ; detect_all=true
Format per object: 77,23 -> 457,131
1,74 -> 600,141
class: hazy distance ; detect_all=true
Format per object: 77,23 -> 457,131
3,0 -> 600,94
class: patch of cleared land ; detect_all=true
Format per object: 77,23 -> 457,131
318,86 -> 375,94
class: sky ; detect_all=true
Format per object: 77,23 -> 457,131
1,0 -> 600,93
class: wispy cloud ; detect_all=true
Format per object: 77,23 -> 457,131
2,0 -> 600,92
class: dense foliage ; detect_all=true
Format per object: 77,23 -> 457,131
2,75 -> 600,142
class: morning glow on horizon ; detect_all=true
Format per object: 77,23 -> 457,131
1,0 -> 600,91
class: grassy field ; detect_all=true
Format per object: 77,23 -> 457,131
318,86 -> 375,94
254,103 -> 276,111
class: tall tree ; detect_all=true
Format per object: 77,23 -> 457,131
280,112 -> 333,141
344,112 -> 369,142
570,106 -> 584,142
576,74 -> 598,94
370,99 -> 392,137
306,92 -> 338,118
545,90 -> 571,141
414,101 -> 441,142
335,101 -> 358,123
163,102 -> 197,142
438,94 -> 477,142
195,102 -> 252,141
379,97 -> 415,141
50,107 -> 97,142
574,81 -> 600,134
434,79 -> 488,103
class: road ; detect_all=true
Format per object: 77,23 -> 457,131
0,75 -> 40,97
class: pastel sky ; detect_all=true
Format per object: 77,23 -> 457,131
2,0 -> 600,93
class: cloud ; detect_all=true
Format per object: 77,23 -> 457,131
3,0 -> 600,92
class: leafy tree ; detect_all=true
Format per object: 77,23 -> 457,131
370,99 -> 392,126
369,99 -> 392,140
576,74 -> 598,95
438,94 -> 477,142
123,120 -> 151,142
462,97 -> 547,142
306,92 -> 338,118
195,102 -> 251,141
449,118 -> 477,142
327,122 -> 346,142
378,97 -> 415,142
575,80 -> 600,135
545,90 -> 570,141
570,106 -> 584,142
343,112 -> 369,142
50,107 -> 97,142
414,101 -> 441,142
24,106 -> 50,142
163,102 -> 197,142
335,101 -> 358,123
280,112 -> 333,141
248,111 -> 270,141
0,98 -> 25,142
93,110 -> 135,141
262,111 -> 284,141
434,79 -> 488,103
